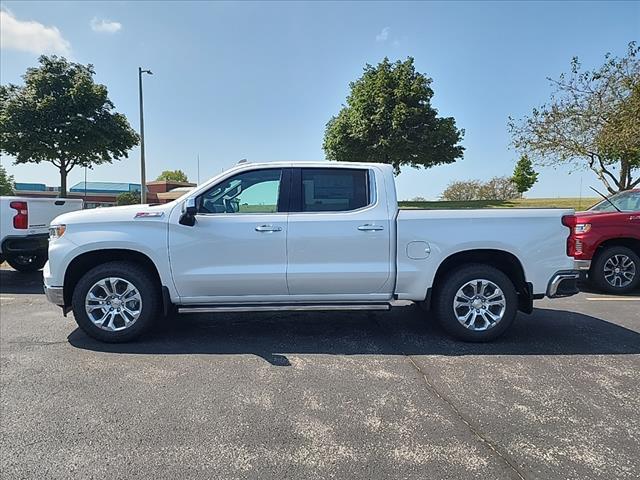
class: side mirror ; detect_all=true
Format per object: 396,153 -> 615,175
179,198 -> 197,226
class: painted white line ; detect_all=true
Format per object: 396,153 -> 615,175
585,297 -> 640,301
0,296 -> 16,300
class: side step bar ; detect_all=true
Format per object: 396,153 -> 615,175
178,303 -> 391,314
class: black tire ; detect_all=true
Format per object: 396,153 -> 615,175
433,264 -> 518,342
71,261 -> 159,342
590,246 -> 640,294
6,253 -> 47,272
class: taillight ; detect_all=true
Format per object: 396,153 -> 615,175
10,201 -> 28,229
562,214 -> 577,257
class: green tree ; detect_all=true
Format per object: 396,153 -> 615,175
0,56 -> 139,197
509,42 -> 639,193
116,191 -> 141,206
512,154 -> 538,194
0,164 -> 15,195
156,169 -> 188,182
323,57 -> 464,174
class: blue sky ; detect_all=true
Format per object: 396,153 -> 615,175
1,1 -> 638,199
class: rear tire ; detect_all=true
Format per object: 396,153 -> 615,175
71,261 -> 159,342
6,253 -> 47,272
591,246 -> 639,294
433,264 -> 518,342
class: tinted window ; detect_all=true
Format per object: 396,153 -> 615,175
590,190 -> 640,212
301,168 -> 369,212
198,169 -> 282,214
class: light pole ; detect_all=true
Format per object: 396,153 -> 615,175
138,67 -> 153,203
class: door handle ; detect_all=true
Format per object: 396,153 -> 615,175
255,224 -> 282,232
358,224 -> 384,231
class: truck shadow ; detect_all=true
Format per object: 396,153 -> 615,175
0,269 -> 44,295
67,304 -> 640,365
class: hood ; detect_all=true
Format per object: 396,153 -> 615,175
51,203 -> 174,226
573,210 -> 626,222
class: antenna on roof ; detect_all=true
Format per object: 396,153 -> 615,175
237,158 -> 248,164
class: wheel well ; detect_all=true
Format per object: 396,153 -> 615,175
63,249 -> 162,306
428,249 -> 533,313
594,238 -> 640,258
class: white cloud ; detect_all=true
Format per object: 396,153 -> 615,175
376,27 -> 390,42
90,17 -> 122,34
0,9 -> 71,55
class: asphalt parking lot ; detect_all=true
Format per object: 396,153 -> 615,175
1,268 -> 639,480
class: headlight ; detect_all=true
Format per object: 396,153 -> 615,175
574,223 -> 591,234
49,224 -> 66,240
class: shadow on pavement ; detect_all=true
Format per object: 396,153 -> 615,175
0,269 -> 44,295
68,304 -> 640,365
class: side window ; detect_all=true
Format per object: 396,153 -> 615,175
198,169 -> 282,214
301,168 -> 370,212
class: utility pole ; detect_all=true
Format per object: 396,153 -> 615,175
138,67 -> 153,203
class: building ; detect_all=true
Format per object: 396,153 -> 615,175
14,180 -> 195,208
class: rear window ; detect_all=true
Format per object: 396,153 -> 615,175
301,168 -> 370,212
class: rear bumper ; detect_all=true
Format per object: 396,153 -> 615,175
44,284 -> 64,306
574,259 -> 592,271
546,270 -> 581,298
1,234 -> 48,255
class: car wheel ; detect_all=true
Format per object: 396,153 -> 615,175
434,264 -> 518,342
71,261 -> 159,342
591,246 -> 640,294
6,253 -> 47,272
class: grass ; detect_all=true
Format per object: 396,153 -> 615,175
399,197 -> 600,211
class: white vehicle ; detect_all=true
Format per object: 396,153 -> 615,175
44,162 -> 580,342
0,196 -> 83,272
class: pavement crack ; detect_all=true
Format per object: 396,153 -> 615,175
403,354 -> 527,480
374,316 -> 527,480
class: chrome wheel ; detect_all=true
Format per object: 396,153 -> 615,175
85,277 -> 142,332
603,255 -> 636,288
453,279 -> 506,331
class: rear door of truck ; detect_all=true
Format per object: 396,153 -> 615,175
285,166 -> 393,298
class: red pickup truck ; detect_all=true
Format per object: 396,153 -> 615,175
566,189 -> 640,294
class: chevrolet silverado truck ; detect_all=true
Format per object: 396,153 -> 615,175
44,162 -> 580,343
0,196 -> 83,272
569,189 -> 640,294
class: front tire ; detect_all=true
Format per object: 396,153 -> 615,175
433,264 -> 518,342
591,246 -> 639,294
71,261 -> 159,342
6,253 -> 47,272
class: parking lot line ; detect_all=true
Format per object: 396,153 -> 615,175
585,297 -> 640,301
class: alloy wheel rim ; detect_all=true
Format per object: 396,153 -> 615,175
453,279 -> 506,331
85,277 -> 142,331
603,255 -> 636,288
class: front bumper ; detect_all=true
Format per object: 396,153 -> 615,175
546,270 -> 581,298
574,259 -> 592,271
44,284 -> 64,306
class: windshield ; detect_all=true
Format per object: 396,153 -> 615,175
589,190 -> 640,213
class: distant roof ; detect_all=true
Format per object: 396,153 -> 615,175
15,182 -> 47,191
70,182 -> 144,194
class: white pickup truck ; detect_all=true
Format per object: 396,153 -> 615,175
44,162 -> 580,342
0,196 -> 83,272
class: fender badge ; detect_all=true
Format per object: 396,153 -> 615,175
134,212 -> 164,218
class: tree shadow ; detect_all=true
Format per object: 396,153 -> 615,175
67,304 -> 640,365
0,269 -> 44,295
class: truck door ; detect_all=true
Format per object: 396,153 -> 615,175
285,167 -> 392,298
168,168 -> 289,303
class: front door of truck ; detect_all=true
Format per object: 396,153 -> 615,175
168,168 -> 289,303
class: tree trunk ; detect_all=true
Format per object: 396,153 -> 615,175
59,168 -> 67,198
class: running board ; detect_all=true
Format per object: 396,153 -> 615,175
178,303 -> 391,314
